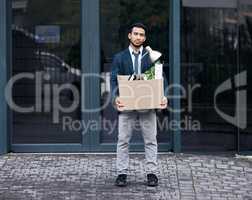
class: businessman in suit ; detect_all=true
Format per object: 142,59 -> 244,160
110,23 -> 167,187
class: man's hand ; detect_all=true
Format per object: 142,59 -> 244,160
115,97 -> 125,111
160,96 -> 168,109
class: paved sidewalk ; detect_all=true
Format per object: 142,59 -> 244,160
0,153 -> 252,200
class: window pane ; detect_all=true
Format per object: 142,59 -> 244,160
239,0 -> 252,151
100,0 -> 170,144
181,0 -> 238,151
12,0 -> 81,143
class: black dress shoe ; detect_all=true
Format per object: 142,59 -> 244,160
115,174 -> 127,187
147,173 -> 158,187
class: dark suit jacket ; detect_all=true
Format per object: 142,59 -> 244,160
110,47 -> 167,103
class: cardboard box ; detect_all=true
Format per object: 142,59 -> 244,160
117,75 -> 164,110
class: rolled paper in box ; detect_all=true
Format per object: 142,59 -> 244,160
155,63 -> 163,79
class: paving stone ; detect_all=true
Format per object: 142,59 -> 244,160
230,166 -> 244,171
216,164 -> 229,169
0,153 -> 251,199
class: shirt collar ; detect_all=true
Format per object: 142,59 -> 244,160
128,45 -> 143,56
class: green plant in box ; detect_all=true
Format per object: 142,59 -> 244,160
144,65 -> 155,80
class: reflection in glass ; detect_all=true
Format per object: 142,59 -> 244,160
12,0 -> 81,143
181,1 -> 238,151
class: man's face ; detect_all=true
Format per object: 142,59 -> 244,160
128,27 -> 146,48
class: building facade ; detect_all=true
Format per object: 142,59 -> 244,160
0,0 -> 251,154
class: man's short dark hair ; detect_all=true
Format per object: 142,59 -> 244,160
128,22 -> 148,34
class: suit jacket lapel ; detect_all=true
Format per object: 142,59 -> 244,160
124,49 -> 134,74
141,48 -> 150,72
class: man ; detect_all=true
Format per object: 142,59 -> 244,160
110,23 -> 167,187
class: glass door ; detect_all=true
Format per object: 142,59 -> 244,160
11,0 -> 83,146
181,0 -> 239,151
238,0 -> 252,152
93,0 -> 171,151
181,0 -> 252,152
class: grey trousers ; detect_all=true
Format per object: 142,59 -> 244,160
116,110 -> 158,175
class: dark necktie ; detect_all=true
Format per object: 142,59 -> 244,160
132,52 -> 140,75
